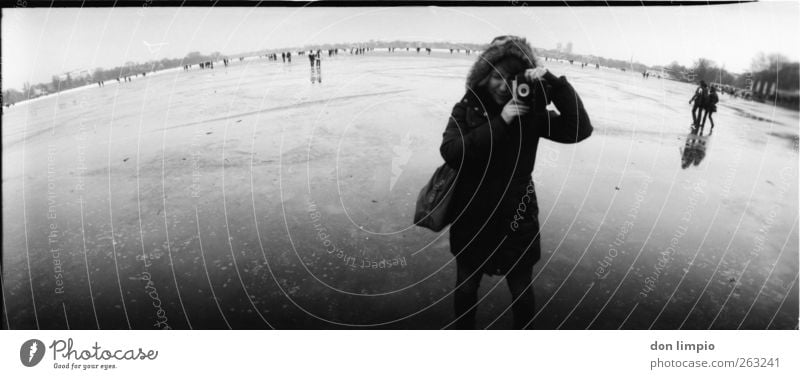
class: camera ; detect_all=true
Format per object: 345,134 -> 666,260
511,74 -> 552,110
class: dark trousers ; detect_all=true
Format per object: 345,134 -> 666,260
691,104 -> 704,126
454,260 -> 536,329
703,111 -> 714,128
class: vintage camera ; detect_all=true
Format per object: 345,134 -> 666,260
511,74 -> 552,111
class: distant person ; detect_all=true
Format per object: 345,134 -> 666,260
439,35 -> 592,329
690,80 -> 708,127
316,52 -> 322,83
287,52 -> 292,63
308,52 -> 320,83
703,86 -> 719,132
282,52 -> 286,63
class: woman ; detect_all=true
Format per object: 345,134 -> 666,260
440,36 -> 593,329
689,81 -> 708,127
703,86 -> 719,131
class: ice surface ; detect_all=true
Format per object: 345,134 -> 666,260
2,52 -> 797,329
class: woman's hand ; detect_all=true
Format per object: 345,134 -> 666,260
501,99 -> 531,124
524,65 -> 548,82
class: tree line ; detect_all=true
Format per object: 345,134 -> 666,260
4,42 -> 797,108
664,53 -> 799,91
3,51 -> 223,105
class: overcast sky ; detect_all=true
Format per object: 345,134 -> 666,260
3,3 -> 799,90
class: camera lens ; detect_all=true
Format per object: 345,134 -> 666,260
517,83 -> 530,98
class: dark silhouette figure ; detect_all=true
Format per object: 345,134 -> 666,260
690,80 -> 709,127
308,51 -> 322,83
703,86 -> 719,132
308,51 -> 316,67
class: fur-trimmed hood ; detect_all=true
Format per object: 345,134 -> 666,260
466,35 -> 537,90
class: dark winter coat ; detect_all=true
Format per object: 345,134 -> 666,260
440,48 -> 593,275
706,92 -> 719,113
690,87 -> 709,107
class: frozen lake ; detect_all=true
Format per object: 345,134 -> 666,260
2,51 -> 798,329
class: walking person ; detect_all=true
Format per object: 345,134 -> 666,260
308,51 -> 315,82
316,51 -> 322,83
308,51 -> 321,83
308,50 -> 316,67
703,86 -> 719,133
689,80 -> 708,128
439,35 -> 593,329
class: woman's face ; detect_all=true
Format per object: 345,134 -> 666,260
487,69 -> 514,105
